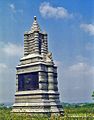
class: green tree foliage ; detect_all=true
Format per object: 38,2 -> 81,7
92,91 -> 94,99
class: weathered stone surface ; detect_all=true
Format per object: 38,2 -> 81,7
12,16 -> 64,115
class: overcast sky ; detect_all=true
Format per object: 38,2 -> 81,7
0,0 -> 94,103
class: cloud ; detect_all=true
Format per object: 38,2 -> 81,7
67,62 -> 94,76
0,63 -> 8,74
80,23 -> 94,36
2,42 -> 23,57
9,3 -> 23,14
0,42 -> 23,103
54,60 -> 63,66
0,42 -> 23,57
0,63 -> 15,103
58,62 -> 94,103
85,42 -> 94,50
9,4 -> 16,13
39,2 -> 73,19
76,55 -> 88,62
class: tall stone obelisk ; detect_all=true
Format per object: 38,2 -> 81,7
12,16 -> 64,115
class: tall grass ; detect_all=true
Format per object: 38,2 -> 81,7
0,107 -> 94,120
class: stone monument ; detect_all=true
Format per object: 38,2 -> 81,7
12,16 -> 64,115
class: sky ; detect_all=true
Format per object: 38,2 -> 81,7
0,0 -> 94,103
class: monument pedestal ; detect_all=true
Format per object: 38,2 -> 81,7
12,91 -> 63,113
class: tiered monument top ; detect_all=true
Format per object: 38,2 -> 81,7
30,16 -> 41,33
24,16 -> 48,56
20,16 -> 53,64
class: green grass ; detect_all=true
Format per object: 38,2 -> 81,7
0,104 -> 94,120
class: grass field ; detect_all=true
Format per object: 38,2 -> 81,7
0,103 -> 94,120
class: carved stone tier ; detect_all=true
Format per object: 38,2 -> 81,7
12,90 -> 63,114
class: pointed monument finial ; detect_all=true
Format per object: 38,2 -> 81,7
30,16 -> 40,33
34,16 -> 37,20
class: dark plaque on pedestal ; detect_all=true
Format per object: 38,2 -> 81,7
18,72 -> 39,91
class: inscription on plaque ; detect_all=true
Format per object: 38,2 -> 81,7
18,72 -> 39,91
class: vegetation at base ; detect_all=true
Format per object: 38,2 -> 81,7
92,91 -> 94,98
0,103 -> 94,120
